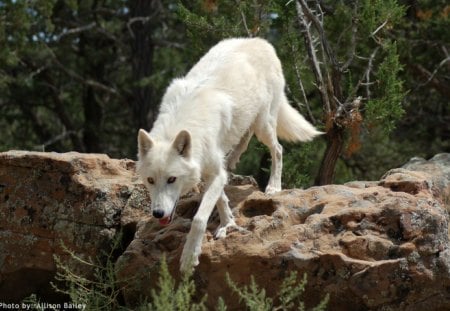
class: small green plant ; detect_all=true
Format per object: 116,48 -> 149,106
226,272 -> 329,311
137,256 -> 207,311
51,234 -> 126,311
21,294 -> 46,311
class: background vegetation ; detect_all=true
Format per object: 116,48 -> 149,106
0,0 -> 448,188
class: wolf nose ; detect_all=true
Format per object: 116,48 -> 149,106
152,210 -> 164,219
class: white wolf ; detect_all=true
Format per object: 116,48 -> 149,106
137,38 -> 321,272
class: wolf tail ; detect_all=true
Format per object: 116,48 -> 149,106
276,98 -> 323,142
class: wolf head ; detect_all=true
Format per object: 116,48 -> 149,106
137,129 -> 200,225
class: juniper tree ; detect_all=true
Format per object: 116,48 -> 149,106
179,0 -> 407,186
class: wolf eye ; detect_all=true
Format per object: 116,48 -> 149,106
167,176 -> 177,184
147,177 -> 154,184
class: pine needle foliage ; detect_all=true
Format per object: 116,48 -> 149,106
365,41 -> 406,133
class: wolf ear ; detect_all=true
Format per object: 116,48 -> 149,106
172,130 -> 191,157
138,129 -> 153,158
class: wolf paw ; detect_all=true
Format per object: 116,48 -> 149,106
180,249 -> 200,273
179,236 -> 202,273
214,223 -> 233,239
265,185 -> 281,195
214,222 -> 249,239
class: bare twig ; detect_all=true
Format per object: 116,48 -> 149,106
364,47 -> 379,100
346,47 -> 379,103
29,64 -> 49,79
55,19 -> 124,50
57,22 -> 96,40
297,0 -> 339,69
441,45 -> 449,58
287,33 -> 316,123
340,13 -> 358,72
95,25 -> 125,48
295,0 -> 331,113
127,12 -> 163,39
417,56 -> 450,88
409,60 -> 450,98
45,45 -> 121,97
371,20 -> 388,37
235,0 -> 252,37
127,16 -> 151,38
153,39 -> 186,49
36,130 -> 78,152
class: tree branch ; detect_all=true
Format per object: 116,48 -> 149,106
340,14 -> 358,72
35,130 -> 78,152
44,45 -> 121,97
235,0 -> 252,37
409,61 -> 450,99
297,0 -> 339,69
57,22 -> 96,40
347,47 -> 380,103
295,0 -> 331,113
126,1 -> 162,39
287,33 -> 316,124
416,56 -> 450,88
371,20 -> 388,37
127,16 -> 152,39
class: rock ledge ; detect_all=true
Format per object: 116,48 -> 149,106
1,151 -> 449,310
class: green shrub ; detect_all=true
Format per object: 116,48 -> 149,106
51,238 -> 125,311
26,238 -> 328,310
138,256 -> 206,311
226,272 -> 329,311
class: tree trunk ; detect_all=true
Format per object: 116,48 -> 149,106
315,124 -> 344,185
129,0 -> 157,130
83,86 -> 102,153
79,28 -> 103,153
315,67 -> 345,185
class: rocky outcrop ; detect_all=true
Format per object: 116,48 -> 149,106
1,151 -> 449,310
0,151 -> 149,302
116,153 -> 450,310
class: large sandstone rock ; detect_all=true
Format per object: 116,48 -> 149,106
0,151 -> 148,302
1,151 -> 449,310
116,153 -> 450,310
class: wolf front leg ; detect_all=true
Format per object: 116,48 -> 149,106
180,169 -> 227,272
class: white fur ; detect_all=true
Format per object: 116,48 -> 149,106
137,38 -> 321,272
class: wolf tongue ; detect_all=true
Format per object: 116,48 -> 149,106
159,217 -> 171,226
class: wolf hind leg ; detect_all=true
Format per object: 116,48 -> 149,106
214,191 -> 235,239
255,118 -> 283,195
226,130 -> 253,171
215,190 -> 250,239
